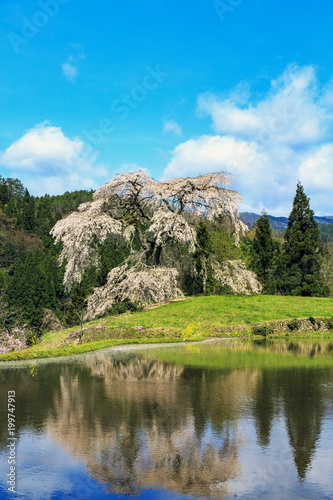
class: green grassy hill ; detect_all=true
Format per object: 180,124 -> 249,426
1,295 -> 333,362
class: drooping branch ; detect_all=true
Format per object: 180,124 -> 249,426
50,199 -> 128,291
212,259 -> 262,295
145,208 -> 197,256
85,261 -> 183,320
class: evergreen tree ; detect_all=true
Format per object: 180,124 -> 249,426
35,195 -> 55,246
64,268 -> 97,327
183,221 -> 215,295
0,180 -> 9,206
23,190 -> 36,233
6,252 -> 63,330
251,210 -> 280,293
17,189 -> 36,232
6,178 -> 25,200
280,182 -> 328,296
4,198 -> 17,218
95,240 -> 130,287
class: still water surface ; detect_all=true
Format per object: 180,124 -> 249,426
1,339 -> 333,499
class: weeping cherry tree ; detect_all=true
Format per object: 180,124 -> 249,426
51,171 -> 260,319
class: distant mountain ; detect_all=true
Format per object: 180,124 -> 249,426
240,212 -> 333,231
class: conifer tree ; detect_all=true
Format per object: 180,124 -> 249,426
0,181 -> 9,206
35,196 -> 55,246
17,189 -> 36,233
251,210 -> 280,293
4,198 -> 17,218
280,182 -> 328,296
6,252 -> 62,330
189,221 -> 215,295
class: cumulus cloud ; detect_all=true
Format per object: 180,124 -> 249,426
0,122 -> 108,196
163,135 -> 263,178
299,143 -> 333,190
164,65 -> 333,215
197,65 -> 329,146
62,62 -> 78,82
62,54 -> 84,82
163,135 -> 292,215
162,120 -> 182,136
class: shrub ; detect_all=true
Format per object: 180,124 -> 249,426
26,332 -> 38,347
308,316 -> 316,326
325,317 -> 333,330
287,318 -> 298,331
252,325 -> 273,337
108,299 -> 142,316
0,328 -> 28,353
181,323 -> 202,341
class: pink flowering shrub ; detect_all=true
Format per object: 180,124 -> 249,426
0,328 -> 28,354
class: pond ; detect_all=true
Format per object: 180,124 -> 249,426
1,339 -> 333,499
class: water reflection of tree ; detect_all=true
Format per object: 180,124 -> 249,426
219,340 -> 333,480
0,363 -> 64,446
45,355 -> 248,499
250,365 -> 327,480
280,369 -> 325,480
1,342 -> 333,493
252,369 -> 276,448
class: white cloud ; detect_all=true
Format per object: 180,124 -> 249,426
163,135 -> 264,179
0,122 -> 108,196
62,54 -> 84,82
197,65 -> 329,147
62,62 -> 78,82
163,135 -> 292,215
164,65 -> 333,215
117,163 -> 150,174
299,143 -> 333,191
162,120 -> 182,136
0,432 -> 90,500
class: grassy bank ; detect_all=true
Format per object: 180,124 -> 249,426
1,295 -> 333,362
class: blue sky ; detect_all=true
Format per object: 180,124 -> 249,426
1,0 -> 333,215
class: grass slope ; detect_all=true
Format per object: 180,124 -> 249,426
108,295 -> 333,329
1,295 -> 333,362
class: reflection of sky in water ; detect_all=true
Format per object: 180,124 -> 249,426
0,431 -> 84,499
0,431 -> 196,499
0,342 -> 333,499
1,418 -> 332,500
0,432 -> 194,499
